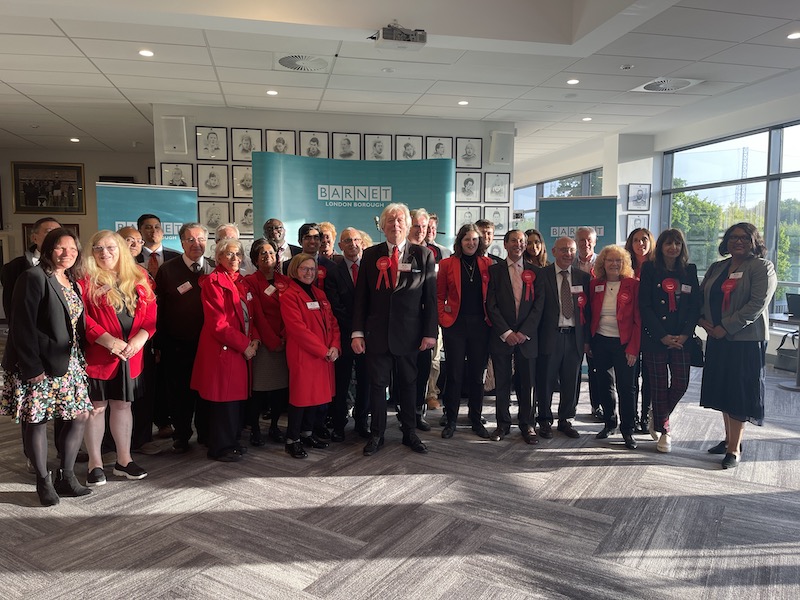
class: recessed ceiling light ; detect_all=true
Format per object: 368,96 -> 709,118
567,79 -> 579,85
138,49 -> 154,57
30,124 -> 39,129
458,100 -> 469,106
381,67 -> 395,73
266,90 -> 278,96
581,117 -> 592,122
620,64 -> 634,70
70,137 -> 80,142
788,32 -> 800,40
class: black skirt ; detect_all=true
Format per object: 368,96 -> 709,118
89,307 -> 142,403
700,337 -> 765,425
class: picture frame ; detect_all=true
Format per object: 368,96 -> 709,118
627,213 -> 650,235
627,183 -> 651,211
197,164 -> 229,198
396,135 -> 423,160
148,166 -> 157,185
456,137 -> 482,169
11,162 -> 85,214
426,136 -> 453,160
332,132 -> 361,160
197,201 -> 230,234
160,162 -> 193,187
23,222 -> 80,245
195,126 -> 228,161
299,130 -> 329,159
484,206 -> 509,236
484,172 -> 511,203
266,130 -> 296,155
455,206 -> 480,229
231,128 -> 263,161
456,172 -> 481,203
99,175 -> 135,184
233,201 -> 254,235
232,165 -> 253,199
364,134 -> 392,161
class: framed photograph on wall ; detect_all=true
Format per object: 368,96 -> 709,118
455,206 -> 480,229
233,201 -> 254,235
232,165 -> 253,199
396,135 -> 423,160
160,163 -> 193,187
22,222 -> 80,246
195,126 -> 228,161
426,136 -> 453,159
627,213 -> 650,235
627,183 -> 651,211
197,164 -> 229,198
484,206 -> 509,236
11,162 -> 85,214
456,172 -> 481,203
266,130 -> 296,155
332,132 -> 361,160
231,128 -> 263,161
299,131 -> 329,158
485,172 -> 511,203
364,134 -> 392,161
456,137 -> 482,169
198,201 -> 230,234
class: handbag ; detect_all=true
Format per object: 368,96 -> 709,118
774,331 -> 798,372
689,335 -> 705,367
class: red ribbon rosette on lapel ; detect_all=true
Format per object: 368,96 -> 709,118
274,279 -> 287,293
662,277 -> 679,312
721,278 -> 738,312
521,269 -> 535,301
316,265 -> 327,288
576,292 -> 587,325
376,256 -> 391,290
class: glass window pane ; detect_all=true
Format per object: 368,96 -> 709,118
777,176 -> 800,310
672,132 -> 768,188
542,174 -> 581,197
589,168 -> 603,196
782,124 -> 800,173
513,185 -> 536,211
670,181 -> 766,275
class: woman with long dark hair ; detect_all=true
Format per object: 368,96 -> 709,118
523,228 -> 549,268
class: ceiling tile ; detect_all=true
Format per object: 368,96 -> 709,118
108,75 -> 221,94
455,50 -> 578,71
586,103 -> 673,117
0,55 -> 100,74
607,91 -> 706,106
705,43 -> 800,69
92,59 -> 216,80
0,130 -> 42,148
567,55 -> 691,78
0,70 -> 111,87
211,48 -> 273,69
634,7 -> 787,41
224,95 -> 320,111
742,21 -> 800,47
667,61 -> 785,83
0,17 -> 63,36
73,39 -> 212,65
412,94 -> 507,109
57,19 -> 207,45
119,88 -> 225,105
501,98 -> 595,113
0,34 -> 82,56
545,121 -> 623,132
598,33 -> 735,61
222,82 -> 323,100
676,0 -> 800,20
327,74 -> 433,94
205,30 -> 339,55
338,41 -> 465,64
424,81 -> 531,99
539,71 -> 652,92
216,67 -> 328,87
18,84 -> 124,99
319,100 -> 409,115
406,105 -> 495,119
323,88 -> 421,104
520,87 -> 623,103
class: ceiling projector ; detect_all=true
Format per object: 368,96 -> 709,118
375,24 -> 427,51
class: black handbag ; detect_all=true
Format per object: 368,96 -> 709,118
689,335 -> 704,367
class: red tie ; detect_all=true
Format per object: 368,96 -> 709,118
390,246 -> 399,288
147,252 -> 159,277
351,262 -> 359,285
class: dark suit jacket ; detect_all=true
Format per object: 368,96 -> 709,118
1,251 -> 35,321
352,242 -> 437,356
136,247 -> 181,268
486,261 -> 544,358
537,264 -> 591,354
154,255 -> 215,348
1,266 -> 84,380
325,257 -> 359,343
639,261 -> 701,352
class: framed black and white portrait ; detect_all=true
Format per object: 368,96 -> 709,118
231,128 -> 262,161
195,126 -> 228,161
332,132 -> 361,160
456,137 -> 482,169
233,201 -> 254,235
455,206 -> 480,229
266,130 -> 296,155
485,172 -> 510,203
627,213 -> 650,235
197,164 -> 229,198
232,165 -> 253,199
396,135 -> 423,160
299,131 -> 329,159
364,134 -> 392,161
456,172 -> 481,203
198,201 -> 230,233
484,206 -> 509,236
627,183 -> 651,211
160,162 -> 193,187
426,136 -> 453,160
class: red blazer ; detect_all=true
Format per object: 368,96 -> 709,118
191,267 -> 260,402
279,279 -> 340,408
82,279 -> 157,380
437,255 -> 491,328
588,277 -> 641,355
244,270 -> 287,352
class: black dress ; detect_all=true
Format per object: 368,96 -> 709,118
88,308 -> 141,403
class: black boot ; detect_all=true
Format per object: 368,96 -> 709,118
36,471 -> 60,506
54,468 -> 92,497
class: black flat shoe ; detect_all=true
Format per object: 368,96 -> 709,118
471,423 -> 490,439
363,436 -> 384,456
331,429 -> 345,442
300,435 -> 329,449
441,425 -> 455,439
721,453 -> 740,469
285,442 -> 308,459
416,416 -> 431,432
708,440 -> 743,455
314,426 -> 331,440
269,427 -> 286,444
596,426 -> 615,439
249,430 -> 266,447
622,432 -> 638,450
403,437 -> 428,454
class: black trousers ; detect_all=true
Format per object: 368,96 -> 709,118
367,350 -> 417,439
160,343 -> 207,445
537,329 -> 581,426
247,388 -> 288,432
204,399 -> 245,458
491,346 -> 534,431
287,404 -> 325,441
332,350 -> 369,431
442,316 -> 489,426
131,340 -> 156,448
591,334 -> 636,433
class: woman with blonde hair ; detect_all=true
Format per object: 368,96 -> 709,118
82,230 -> 156,485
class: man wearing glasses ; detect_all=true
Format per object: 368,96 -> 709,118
137,213 -> 180,278
262,218 -> 300,265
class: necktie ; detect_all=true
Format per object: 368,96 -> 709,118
390,246 -> 399,288
560,270 -> 574,320
351,262 -> 359,285
192,262 -> 201,273
510,262 -> 523,317
277,247 -> 284,263
147,252 -> 159,277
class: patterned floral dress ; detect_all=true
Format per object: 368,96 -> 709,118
0,284 -> 92,423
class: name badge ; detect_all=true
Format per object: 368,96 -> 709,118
264,285 -> 276,296
398,263 -> 412,272
681,284 -> 692,294
306,301 -> 320,310
246,292 -> 253,301
595,284 -> 604,292
177,281 -> 193,295
729,272 -> 743,279
444,305 -> 452,313
570,285 -> 583,294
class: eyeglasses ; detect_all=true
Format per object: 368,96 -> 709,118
728,235 -> 751,243
125,237 -> 145,246
223,252 -> 243,259
341,238 -> 362,244
92,245 -> 118,253
303,234 -> 321,240
297,266 -> 316,273
183,237 -> 207,244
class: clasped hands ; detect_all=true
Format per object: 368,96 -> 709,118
243,340 -> 260,360
109,338 -> 143,361
660,334 -> 689,350
698,318 -> 726,339
504,331 -> 527,346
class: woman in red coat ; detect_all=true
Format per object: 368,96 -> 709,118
82,230 -> 157,485
191,239 -> 260,462
280,254 -> 341,458
437,224 -> 492,439
588,245 -> 641,450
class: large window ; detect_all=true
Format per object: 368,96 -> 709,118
672,132 -> 769,188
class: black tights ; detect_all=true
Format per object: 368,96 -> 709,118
24,418 -> 87,477
247,388 -> 288,432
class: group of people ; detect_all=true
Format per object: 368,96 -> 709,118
0,204 -> 776,507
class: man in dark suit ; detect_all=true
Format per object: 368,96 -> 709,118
263,218 -> 300,266
281,223 -> 337,281
137,214 -> 181,278
154,223 -> 215,453
325,227 -> 369,441
573,226 -> 602,420
536,236 -> 591,439
352,203 -> 437,455
486,229 -> 545,444
476,219 -> 503,264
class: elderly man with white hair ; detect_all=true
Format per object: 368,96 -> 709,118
216,223 -> 255,274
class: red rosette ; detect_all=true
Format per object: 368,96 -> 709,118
619,291 -> 631,304
721,278 -> 738,312
317,266 -> 327,280
376,256 -> 391,290
274,280 -> 287,293
662,277 -> 679,312
521,269 -> 535,301
576,292 -> 587,325
482,272 -> 489,283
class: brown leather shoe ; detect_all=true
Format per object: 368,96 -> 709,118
520,427 -> 539,445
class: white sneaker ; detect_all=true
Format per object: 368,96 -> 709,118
657,432 -> 672,453
648,408 -> 658,440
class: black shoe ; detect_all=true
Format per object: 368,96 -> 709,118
721,453 -> 740,469
490,427 -> 507,442
520,427 -> 539,445
172,440 -> 190,454
416,416 -> 431,432
331,429 -> 345,442
300,435 -> 329,449
441,424 -> 456,439
213,450 -> 242,462
269,427 -> 286,444
596,426 -> 616,439
471,423 -> 490,439
636,418 -> 649,434
36,472 -> 60,507
285,442 -> 308,459
622,432 -> 638,450
87,467 -> 107,487
250,430 -> 266,447
539,423 -> 554,439
592,406 -> 604,421
354,424 -> 371,439
314,426 -> 331,440
403,436 -> 428,454
708,440 -> 742,455
113,461 -> 148,480
557,421 -> 580,439
363,436 -> 384,456
54,469 -> 91,497
438,414 -> 448,427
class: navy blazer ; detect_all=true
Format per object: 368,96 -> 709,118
325,257 -> 359,343
486,261 -> 545,358
537,264 -> 591,355
639,261 -> 701,352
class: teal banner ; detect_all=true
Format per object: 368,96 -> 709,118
253,153 -> 455,245
96,183 -> 199,252
538,196 -> 618,252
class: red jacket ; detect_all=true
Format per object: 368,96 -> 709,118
437,255 -> 491,328
191,267 -> 260,402
279,279 -> 340,407
588,277 -> 641,355
82,278 -> 157,380
244,270 -> 287,352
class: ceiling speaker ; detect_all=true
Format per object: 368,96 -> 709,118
161,116 -> 187,155
489,131 -> 515,165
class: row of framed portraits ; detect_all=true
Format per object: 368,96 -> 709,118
161,163 -> 253,198
455,206 -> 510,236
195,126 -> 486,168
456,172 -> 510,203
198,201 -> 254,236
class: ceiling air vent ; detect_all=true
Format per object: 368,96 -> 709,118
630,78 -> 703,93
275,54 -> 331,73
